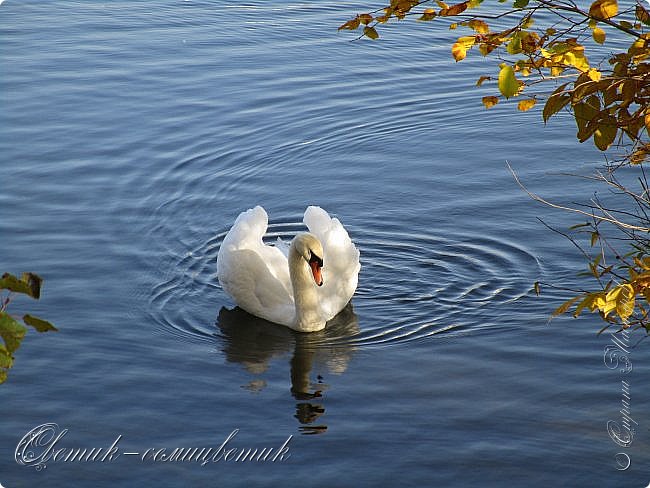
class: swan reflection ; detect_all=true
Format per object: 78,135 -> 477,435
216,304 -> 359,434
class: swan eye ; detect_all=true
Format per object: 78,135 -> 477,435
309,251 -> 323,268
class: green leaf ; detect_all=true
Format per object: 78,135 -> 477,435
551,295 -> 581,318
498,65 -> 518,99
21,273 -> 43,299
0,311 -> 27,355
542,93 -> 571,123
590,231 -> 599,246
23,314 -> 58,333
0,344 -> 13,369
0,273 -> 32,297
574,95 -> 600,142
0,272 -> 43,299
513,0 -> 529,7
593,115 -> 617,151
636,4 -> 650,25
506,32 -> 522,55
569,222 -> 591,230
533,281 -> 541,296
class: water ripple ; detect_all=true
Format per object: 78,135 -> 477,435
145,218 -> 542,349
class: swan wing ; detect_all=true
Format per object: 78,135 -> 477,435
217,206 -> 295,326
303,206 -> 360,321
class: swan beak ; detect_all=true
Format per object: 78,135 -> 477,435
309,260 -> 323,287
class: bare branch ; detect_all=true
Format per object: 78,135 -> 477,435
507,162 -> 650,232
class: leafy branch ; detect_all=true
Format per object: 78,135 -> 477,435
339,0 -> 650,163
339,0 -> 650,334
0,272 -> 57,384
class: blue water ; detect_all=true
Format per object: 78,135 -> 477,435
2,1 -> 649,486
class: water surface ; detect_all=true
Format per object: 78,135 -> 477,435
2,1 -> 649,486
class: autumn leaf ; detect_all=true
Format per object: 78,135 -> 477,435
419,8 -> 437,21
468,19 -> 489,34
482,96 -> 499,109
476,75 -> 491,87
637,4 -> 650,25
589,0 -> 618,20
452,36 -> 475,62
592,27 -> 606,44
440,1 -> 468,16
364,26 -> 379,39
517,98 -> 537,111
338,17 -> 361,31
358,13 -> 374,25
498,65 -> 519,99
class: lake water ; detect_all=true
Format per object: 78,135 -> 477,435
2,1 -> 649,486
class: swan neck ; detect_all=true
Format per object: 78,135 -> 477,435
289,247 -> 324,332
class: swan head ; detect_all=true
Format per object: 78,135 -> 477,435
291,233 -> 324,287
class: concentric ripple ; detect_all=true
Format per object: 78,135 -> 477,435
146,218 -> 543,350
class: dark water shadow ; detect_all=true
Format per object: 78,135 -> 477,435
215,304 -> 359,435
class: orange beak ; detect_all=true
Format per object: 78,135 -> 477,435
309,260 -> 323,287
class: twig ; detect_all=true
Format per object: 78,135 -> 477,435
507,162 -> 650,232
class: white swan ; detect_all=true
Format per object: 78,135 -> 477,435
217,206 -> 360,332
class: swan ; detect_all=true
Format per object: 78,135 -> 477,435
217,206 -> 360,332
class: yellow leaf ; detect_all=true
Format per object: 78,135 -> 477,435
574,292 -> 603,317
451,36 -> 475,62
498,65 -> 519,99
450,23 -> 458,30
517,98 -> 537,111
436,0 -> 450,8
452,42 -> 467,61
615,284 -> 635,320
482,96 -> 499,109
468,19 -> 489,34
476,75 -> 491,87
589,0 -> 618,20
631,146 -> 649,164
592,27 -> 606,44
522,15 -> 534,29
550,66 -> 564,77
419,8 -> 437,21
587,68 -> 601,81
